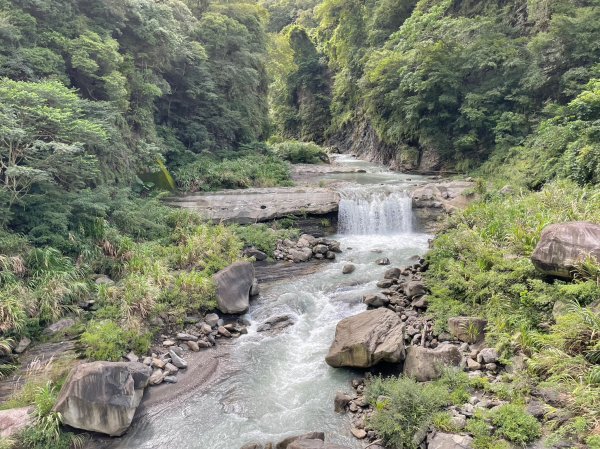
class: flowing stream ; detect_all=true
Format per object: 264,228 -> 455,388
111,157 -> 430,449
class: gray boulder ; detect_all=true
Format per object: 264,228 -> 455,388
214,262 -> 255,314
53,361 -> 151,436
427,432 -> 473,449
276,432 -> 325,449
205,313 -> 220,327
477,348 -> 499,364
532,222 -> 600,278
14,337 -> 31,354
363,293 -> 388,308
334,392 -> 352,413
384,268 -> 402,279
403,345 -> 462,381
448,317 -> 487,343
244,247 -> 268,261
404,281 -> 427,299
342,264 -> 356,274
0,407 -> 34,438
326,308 -> 405,368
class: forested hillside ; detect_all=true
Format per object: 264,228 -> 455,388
267,0 -> 600,178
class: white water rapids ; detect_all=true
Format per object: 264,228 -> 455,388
108,157 -> 430,449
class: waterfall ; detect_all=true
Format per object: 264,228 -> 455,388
338,186 -> 413,235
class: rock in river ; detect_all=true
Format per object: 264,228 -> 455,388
214,262 -> 255,314
53,361 -> 151,436
325,308 -> 405,368
531,222 -> 600,278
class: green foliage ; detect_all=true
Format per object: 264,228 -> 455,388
365,370 -> 472,449
16,381 -> 85,449
366,376 -> 449,449
232,223 -> 300,257
426,181 -> 600,435
272,140 -> 329,164
174,151 -> 292,192
490,404 -> 541,445
271,0 -> 600,172
269,25 -> 331,142
80,320 -> 151,362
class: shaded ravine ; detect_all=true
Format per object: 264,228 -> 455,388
107,157 -> 431,449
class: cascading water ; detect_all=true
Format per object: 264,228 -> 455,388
104,157 -> 430,449
338,186 -> 413,235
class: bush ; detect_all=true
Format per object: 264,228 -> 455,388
490,404 -> 541,445
272,141 -> 329,164
231,223 -> 300,257
174,153 -> 293,192
80,320 -> 150,361
365,376 -> 450,449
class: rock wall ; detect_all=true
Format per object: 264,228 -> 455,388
328,117 -> 445,174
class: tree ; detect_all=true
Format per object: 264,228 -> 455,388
0,79 -> 107,220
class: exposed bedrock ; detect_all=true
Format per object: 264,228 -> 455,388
167,187 -> 340,224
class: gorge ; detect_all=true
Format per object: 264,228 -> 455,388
97,156 -> 434,449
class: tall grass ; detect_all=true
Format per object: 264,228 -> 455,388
426,180 -> 600,436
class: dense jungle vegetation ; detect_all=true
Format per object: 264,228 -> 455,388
0,0 -> 599,448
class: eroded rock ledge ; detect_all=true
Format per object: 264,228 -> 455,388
167,187 -> 340,224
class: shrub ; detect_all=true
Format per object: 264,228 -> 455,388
490,404 -> 541,445
231,223 -> 300,257
161,271 -> 217,321
272,141 -> 329,164
174,153 -> 293,192
171,224 -> 242,272
80,320 -> 150,361
365,376 -> 449,449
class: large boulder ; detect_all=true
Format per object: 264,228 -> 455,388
448,317 -> 487,343
53,361 -> 151,436
325,308 -> 405,368
531,222 -> 600,279
214,262 -> 255,314
403,345 -> 462,382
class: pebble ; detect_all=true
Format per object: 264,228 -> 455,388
350,428 -> 367,439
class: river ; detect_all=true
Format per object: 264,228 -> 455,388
110,156 -> 431,449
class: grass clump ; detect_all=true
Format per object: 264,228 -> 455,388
365,370 -> 470,449
80,320 -> 151,362
366,376 -> 448,449
17,382 -> 85,449
232,223 -> 300,257
174,150 -> 293,192
271,140 -> 329,164
490,404 -> 541,445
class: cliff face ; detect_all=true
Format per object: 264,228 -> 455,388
328,117 -> 447,174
